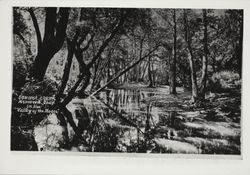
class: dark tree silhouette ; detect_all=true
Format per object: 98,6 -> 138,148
29,7 -> 70,81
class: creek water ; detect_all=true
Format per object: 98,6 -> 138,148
34,87 -> 241,154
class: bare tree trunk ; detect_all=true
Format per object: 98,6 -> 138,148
107,56 -> 111,82
141,61 -> 149,81
148,56 -> 154,87
74,48 -> 91,97
29,8 -> 70,81
238,10 -> 243,78
89,46 -> 159,97
91,59 -> 109,91
199,9 -> 209,99
55,39 -> 75,103
211,54 -> 216,73
183,9 -> 198,102
78,69 -> 91,96
56,10 -> 130,106
170,9 -> 177,94
106,47 -> 115,83
91,56 -> 102,91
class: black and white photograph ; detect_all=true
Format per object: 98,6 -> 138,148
11,6 -> 243,154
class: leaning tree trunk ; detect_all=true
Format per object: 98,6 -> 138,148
74,46 -> 91,97
55,38 -> 75,103
32,46 -> 54,81
89,46 -> 159,97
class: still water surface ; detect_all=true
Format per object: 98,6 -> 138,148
34,88 -> 240,154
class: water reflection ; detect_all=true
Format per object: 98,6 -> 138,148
34,88 -> 241,154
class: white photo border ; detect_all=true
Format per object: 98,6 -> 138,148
0,0 -> 250,174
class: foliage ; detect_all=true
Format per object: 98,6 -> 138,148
209,71 -> 241,92
11,7 -> 243,152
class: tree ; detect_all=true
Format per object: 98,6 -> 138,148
183,9 -> 199,102
13,7 -> 32,55
148,55 -> 154,87
169,9 -> 177,94
54,8 -> 133,105
89,45 -> 159,97
199,9 -> 209,99
222,10 -> 243,76
154,8 -> 179,93
28,7 -> 70,81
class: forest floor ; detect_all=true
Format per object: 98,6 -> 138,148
11,81 -> 241,154
114,82 -> 241,154
116,82 -> 241,117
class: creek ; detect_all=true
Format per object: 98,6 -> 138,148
34,86 -> 241,154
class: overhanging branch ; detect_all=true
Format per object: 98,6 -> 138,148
28,8 -> 42,52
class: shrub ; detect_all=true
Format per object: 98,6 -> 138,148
208,71 -> 241,92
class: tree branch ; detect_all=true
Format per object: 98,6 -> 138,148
43,8 -> 57,43
15,32 -> 32,55
59,71 -> 86,107
28,8 -> 42,52
87,10 -> 129,69
55,38 -> 75,103
54,8 -> 70,50
88,45 -> 159,97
